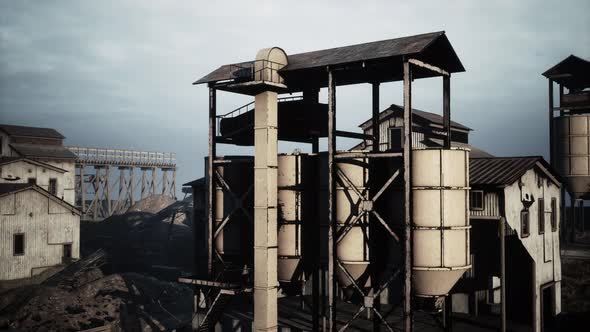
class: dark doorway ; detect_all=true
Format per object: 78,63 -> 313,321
63,243 -> 72,262
541,283 -> 555,331
505,235 -> 534,325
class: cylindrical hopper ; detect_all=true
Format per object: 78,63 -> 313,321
207,156 -> 254,280
277,153 -> 315,287
555,115 -> 590,199
318,153 -> 371,295
412,148 -> 471,297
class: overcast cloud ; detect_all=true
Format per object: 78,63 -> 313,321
1,0 -> 589,192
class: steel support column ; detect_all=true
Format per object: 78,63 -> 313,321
253,89 -> 279,332
402,60 -> 413,332
548,79 -> 554,166
207,86 -> 216,278
371,82 -> 381,331
304,87 -> 321,332
500,217 -> 506,332
80,166 -> 85,215
327,68 -> 337,332
443,75 -> 451,149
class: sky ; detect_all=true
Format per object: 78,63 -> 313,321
1,0 -> 589,195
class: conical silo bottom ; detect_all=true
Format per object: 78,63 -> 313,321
413,268 -> 468,296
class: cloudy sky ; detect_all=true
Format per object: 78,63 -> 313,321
1,0 -> 589,193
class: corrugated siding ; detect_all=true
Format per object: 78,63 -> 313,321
366,117 -> 428,151
470,191 -> 500,218
0,190 -> 80,280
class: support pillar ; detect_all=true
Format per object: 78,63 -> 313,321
327,68 -> 337,332
403,60 -> 413,332
207,86 -> 216,278
500,217 -> 506,332
106,166 -> 111,217
253,90 -> 279,332
443,75 -> 451,149
80,166 -> 85,216
548,79 -> 554,166
371,82 -> 381,332
304,87 -> 321,332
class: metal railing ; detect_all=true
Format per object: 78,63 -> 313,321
229,59 -> 286,85
66,146 -> 176,167
215,96 -> 303,138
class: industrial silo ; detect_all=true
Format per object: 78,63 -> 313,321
411,148 -> 471,298
555,115 -> 590,199
318,153 -> 372,297
207,156 -> 255,281
277,153 -> 316,292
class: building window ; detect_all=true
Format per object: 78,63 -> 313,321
13,233 -> 25,255
538,198 -> 545,234
49,178 -> 57,195
470,190 -> 484,210
27,178 -> 36,185
389,127 -> 403,150
521,210 -> 530,237
551,198 -> 557,232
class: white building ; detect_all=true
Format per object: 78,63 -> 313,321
454,156 -> 562,332
0,183 -> 80,280
0,124 -> 80,282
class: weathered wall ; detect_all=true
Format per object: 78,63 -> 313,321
0,132 -> 12,157
0,160 -> 73,203
470,190 -> 501,218
503,168 -> 561,332
44,160 -> 75,204
0,189 -> 80,280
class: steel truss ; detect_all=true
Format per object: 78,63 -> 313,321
69,147 -> 177,220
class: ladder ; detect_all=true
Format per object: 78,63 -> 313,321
197,289 -> 235,332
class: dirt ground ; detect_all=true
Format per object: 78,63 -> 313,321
561,257 -> 590,313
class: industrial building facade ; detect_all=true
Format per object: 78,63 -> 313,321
0,124 -> 80,281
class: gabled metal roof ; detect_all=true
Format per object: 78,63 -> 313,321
0,156 -> 68,173
10,143 -> 77,160
0,124 -> 65,139
470,156 -> 560,187
0,183 -> 81,214
194,31 -> 464,90
542,55 -> 590,90
359,104 -> 471,131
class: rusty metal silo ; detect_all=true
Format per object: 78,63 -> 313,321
411,148 -> 471,297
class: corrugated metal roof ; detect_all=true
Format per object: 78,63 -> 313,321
10,143 -> 77,160
470,157 -> 558,186
183,177 -> 205,187
359,104 -> 472,131
194,31 -> 464,85
542,55 -> 590,90
0,124 -> 65,139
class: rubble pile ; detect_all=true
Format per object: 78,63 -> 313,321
0,251 -> 193,331
81,195 -> 194,276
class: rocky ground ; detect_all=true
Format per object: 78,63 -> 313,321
0,195 -> 198,331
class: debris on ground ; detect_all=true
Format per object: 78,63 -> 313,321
81,195 -> 195,277
0,250 -> 193,332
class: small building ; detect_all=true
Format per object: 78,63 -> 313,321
0,124 -> 77,205
454,156 -> 562,332
0,124 -> 80,284
354,104 -> 494,157
0,183 -> 80,281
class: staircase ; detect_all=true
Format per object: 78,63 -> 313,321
197,289 -> 235,332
